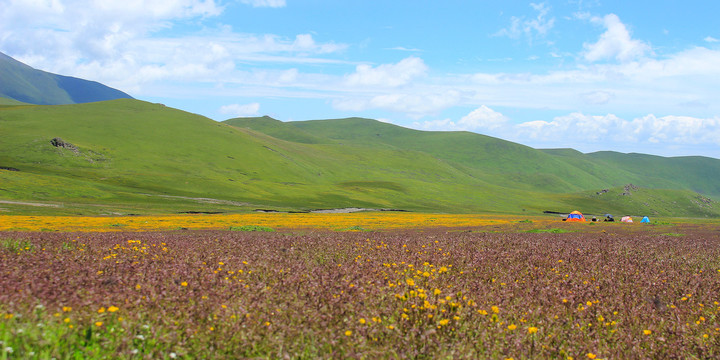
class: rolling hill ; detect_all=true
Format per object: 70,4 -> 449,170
1,99 -> 718,217
0,52 -> 133,105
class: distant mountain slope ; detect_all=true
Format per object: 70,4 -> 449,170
587,151 -> 720,195
541,149 -> 720,196
1,100 -> 719,216
0,52 -> 133,105
228,117 -> 720,198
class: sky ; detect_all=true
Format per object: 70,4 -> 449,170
2,0 -> 720,158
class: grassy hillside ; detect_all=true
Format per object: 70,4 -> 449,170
230,117 -> 720,198
229,117 -> 600,193
586,151 -> 720,196
2,100 -> 719,216
0,100 -> 550,214
0,52 -> 133,105
0,97 -> 28,106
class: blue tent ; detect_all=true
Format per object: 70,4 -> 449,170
641,216 -> 650,223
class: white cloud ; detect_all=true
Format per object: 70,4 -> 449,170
508,112 -> 720,149
413,118 -> 459,131
333,90 -> 460,116
345,57 -> 428,87
0,0 -> 346,95
415,108 -> 720,157
239,0 -> 286,8
583,14 -> 651,63
413,105 -> 508,132
495,2 -> 555,42
704,36 -> 719,43
580,90 -> 613,105
458,106 -> 509,130
219,103 -> 260,117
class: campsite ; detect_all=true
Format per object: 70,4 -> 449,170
1,214 -> 719,359
561,210 -> 652,224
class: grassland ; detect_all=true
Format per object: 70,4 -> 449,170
2,99 -> 720,217
1,218 -> 718,359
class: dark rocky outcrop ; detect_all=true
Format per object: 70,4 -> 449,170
50,137 -> 79,153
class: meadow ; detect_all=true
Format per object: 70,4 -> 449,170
1,215 -> 719,359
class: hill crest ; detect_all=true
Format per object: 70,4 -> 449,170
0,52 -> 133,105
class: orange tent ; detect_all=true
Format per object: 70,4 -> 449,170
566,210 -> 586,222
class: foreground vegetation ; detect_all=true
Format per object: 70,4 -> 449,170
1,219 -> 718,359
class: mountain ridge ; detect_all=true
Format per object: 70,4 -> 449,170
0,52 -> 133,105
1,99 -> 718,216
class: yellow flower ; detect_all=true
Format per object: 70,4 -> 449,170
508,324 -> 517,330
644,329 -> 652,335
64,317 -> 71,323
491,306 -> 500,314
181,281 -> 188,287
438,319 -> 449,326
107,306 -> 119,312
95,321 -> 103,327
345,330 -> 352,336
528,326 -> 538,334
405,278 -> 415,287
359,318 -> 366,324
97,307 -> 106,313
62,306 -> 72,312
135,284 -> 141,290
434,288 -> 442,296
587,353 -> 597,359
478,309 -> 488,315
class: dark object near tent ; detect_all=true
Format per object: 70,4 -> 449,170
604,214 -> 615,222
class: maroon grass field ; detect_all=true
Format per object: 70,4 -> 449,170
1,223 -> 719,359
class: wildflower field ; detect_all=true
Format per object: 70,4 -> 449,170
1,215 -> 719,359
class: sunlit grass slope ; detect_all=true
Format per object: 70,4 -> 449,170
0,100 -> 564,214
1,100 -> 719,216
586,151 -> 720,196
229,117 -> 720,198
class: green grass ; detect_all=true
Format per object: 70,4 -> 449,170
1,238 -> 35,253
1,99 -> 719,216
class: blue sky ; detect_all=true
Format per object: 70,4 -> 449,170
2,0 -> 720,158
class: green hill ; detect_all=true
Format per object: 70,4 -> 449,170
1,99 -> 719,217
0,52 -> 133,105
